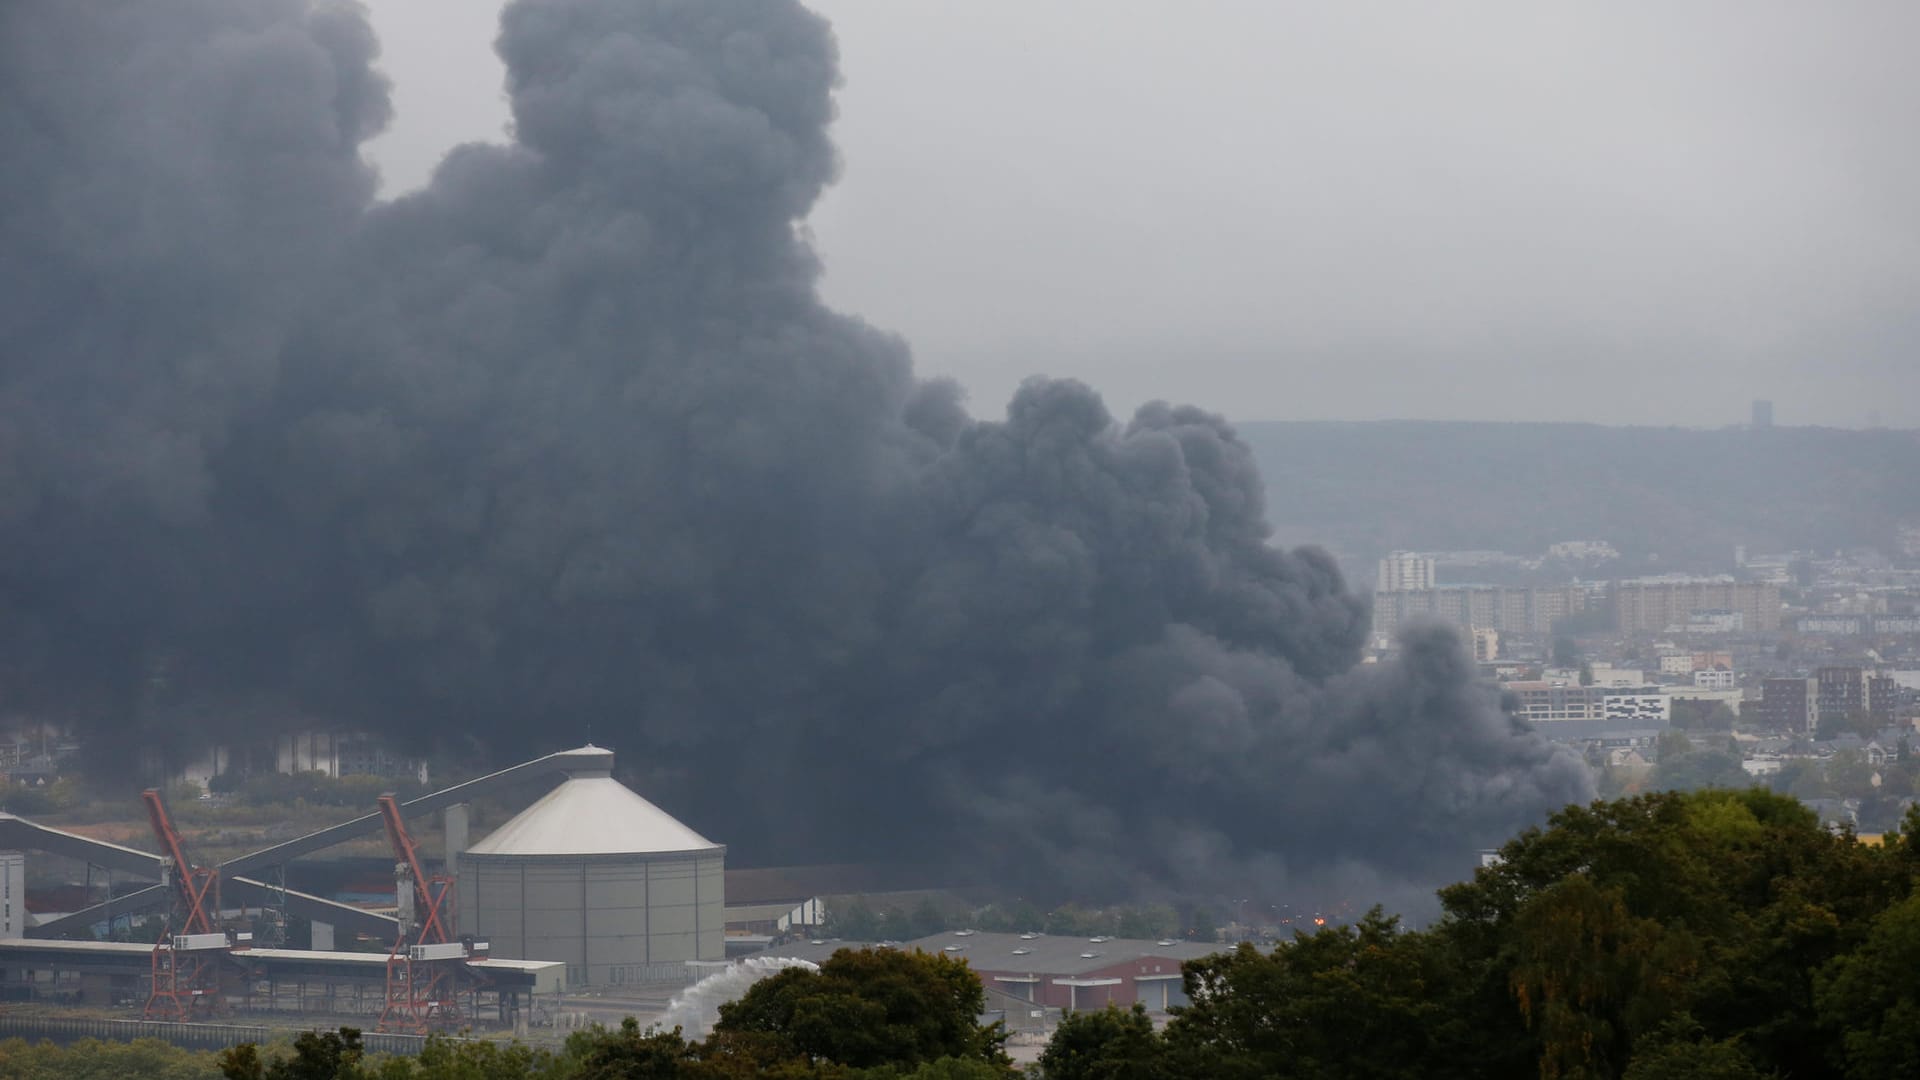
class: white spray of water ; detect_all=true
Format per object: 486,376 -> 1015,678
654,956 -> 821,1039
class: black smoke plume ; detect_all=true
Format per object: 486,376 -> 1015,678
0,0 -> 1592,903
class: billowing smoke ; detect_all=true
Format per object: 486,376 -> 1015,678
0,0 -> 1592,902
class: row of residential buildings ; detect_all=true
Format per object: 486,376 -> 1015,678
1371,578 -> 1783,638
1750,668 -> 1902,735
1508,666 -> 1913,739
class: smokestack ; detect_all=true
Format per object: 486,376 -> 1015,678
0,0 -> 1592,902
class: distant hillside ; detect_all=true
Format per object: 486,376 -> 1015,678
1235,421 -> 1920,571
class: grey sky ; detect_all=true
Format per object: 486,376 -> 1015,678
362,1 -> 1919,429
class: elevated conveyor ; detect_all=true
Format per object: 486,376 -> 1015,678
5,746 -> 611,942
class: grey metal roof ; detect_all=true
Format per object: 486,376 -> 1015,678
737,931 -> 1226,978
900,930 -> 1225,977
464,774 -> 719,857
732,937 -> 890,964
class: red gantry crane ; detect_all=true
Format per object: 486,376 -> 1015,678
377,793 -> 474,1032
143,788 -> 229,1020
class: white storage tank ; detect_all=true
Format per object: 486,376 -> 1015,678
456,764 -> 724,986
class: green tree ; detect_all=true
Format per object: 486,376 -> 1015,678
1165,911 -> 1443,1080
1621,1023 -> 1770,1080
1113,904 -> 1179,941
1039,1004 -> 1171,1080
0,1036 -> 222,1080
564,1019 -> 694,1080
827,900 -> 880,941
221,1029 -> 364,1080
1776,758 -> 1836,801
968,899 -> 1041,934
908,898 -> 949,938
715,947 -> 1009,1073
1438,788 -> 1909,1078
1814,891 -> 1920,1079
1507,876 -> 1699,1078
1655,731 -> 1694,761
1825,750 -> 1876,800
1043,904 -> 1104,937
874,908 -> 916,942
1651,750 -> 1749,793
1670,700 -> 1736,732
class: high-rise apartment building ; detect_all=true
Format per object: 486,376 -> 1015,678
1611,579 -> 1782,634
1756,677 -> 1817,734
1815,667 -> 1896,729
1753,670 -> 1894,735
1376,551 -> 1436,593
1372,585 -> 1589,637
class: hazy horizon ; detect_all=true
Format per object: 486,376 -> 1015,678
360,0 -> 1918,431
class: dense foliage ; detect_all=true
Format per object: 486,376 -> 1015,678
713,947 -> 1008,1072
1057,788 -> 1920,1079
1238,420 -> 1920,566
0,1035 -> 223,1080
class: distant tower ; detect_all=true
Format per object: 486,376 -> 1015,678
1752,400 -> 1773,429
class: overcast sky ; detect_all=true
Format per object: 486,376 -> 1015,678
361,1 -> 1919,429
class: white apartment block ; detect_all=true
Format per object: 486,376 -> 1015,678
1470,627 -> 1500,662
1587,664 -> 1646,688
1693,669 -> 1737,690
1508,682 -> 1672,724
1548,540 -> 1620,561
1376,551 -> 1436,593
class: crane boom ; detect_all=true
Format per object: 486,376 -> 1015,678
378,794 -> 430,912
141,788 -> 225,1019
376,793 -> 469,1031
142,788 -> 218,935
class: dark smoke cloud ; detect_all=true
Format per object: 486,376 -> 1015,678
0,0 -> 1592,902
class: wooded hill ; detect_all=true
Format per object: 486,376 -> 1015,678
1236,421 -> 1920,570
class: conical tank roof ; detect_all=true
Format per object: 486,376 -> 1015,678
465,772 -> 720,857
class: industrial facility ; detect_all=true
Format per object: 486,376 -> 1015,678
0,744 -> 726,1029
